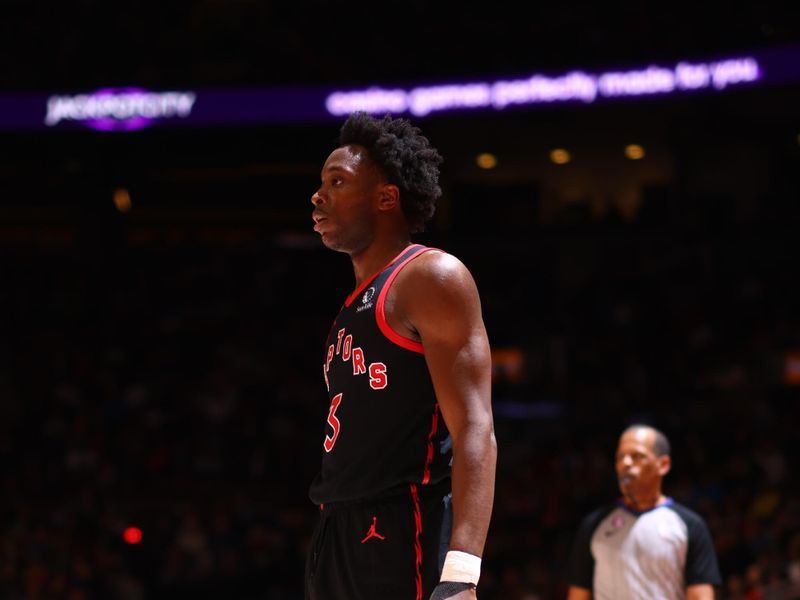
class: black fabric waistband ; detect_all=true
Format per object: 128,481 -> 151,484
319,478 -> 451,513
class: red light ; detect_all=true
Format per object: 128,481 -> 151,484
123,527 -> 143,545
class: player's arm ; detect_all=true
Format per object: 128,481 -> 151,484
400,252 -> 496,595
686,584 -> 715,600
566,586 -> 592,600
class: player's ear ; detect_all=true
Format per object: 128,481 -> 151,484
657,455 -> 672,477
378,183 -> 400,212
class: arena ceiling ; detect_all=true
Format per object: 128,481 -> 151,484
1,1 -> 796,92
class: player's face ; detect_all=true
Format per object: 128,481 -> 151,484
311,145 -> 385,254
615,428 -> 669,501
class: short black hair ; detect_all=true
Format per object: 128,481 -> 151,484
624,424 -> 672,457
339,112 -> 443,233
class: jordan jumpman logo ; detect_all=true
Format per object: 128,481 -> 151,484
360,516 -> 386,543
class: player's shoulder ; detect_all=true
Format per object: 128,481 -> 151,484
405,247 -> 474,284
397,248 -> 480,304
392,247 -> 480,314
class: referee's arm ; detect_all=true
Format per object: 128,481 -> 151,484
687,584 -> 715,599
564,507 -> 600,599
566,586 -> 592,599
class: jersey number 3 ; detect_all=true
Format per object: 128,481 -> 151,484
323,393 -> 343,452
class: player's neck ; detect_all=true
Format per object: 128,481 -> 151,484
350,237 -> 412,287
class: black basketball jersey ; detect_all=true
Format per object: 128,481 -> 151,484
309,244 -> 452,504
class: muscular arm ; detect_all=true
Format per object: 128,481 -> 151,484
566,586 -> 592,600
687,584 -> 715,600
397,252 -> 496,560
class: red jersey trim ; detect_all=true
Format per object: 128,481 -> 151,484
410,484 -> 423,600
421,404 -> 440,485
375,246 -> 436,354
344,244 -> 422,308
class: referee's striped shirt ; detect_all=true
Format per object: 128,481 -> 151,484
566,499 -> 721,600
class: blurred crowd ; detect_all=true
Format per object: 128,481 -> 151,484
1,206 -> 798,599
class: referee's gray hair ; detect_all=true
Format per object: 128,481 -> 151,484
623,424 -> 671,457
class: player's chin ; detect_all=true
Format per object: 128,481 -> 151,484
319,233 -> 347,252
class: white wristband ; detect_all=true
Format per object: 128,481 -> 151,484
440,550 -> 481,585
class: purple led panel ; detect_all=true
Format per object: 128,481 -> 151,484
0,44 -> 797,132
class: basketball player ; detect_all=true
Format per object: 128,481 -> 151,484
566,424 -> 721,600
305,112 -> 496,600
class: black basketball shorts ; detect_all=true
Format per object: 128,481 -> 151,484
305,479 -> 452,600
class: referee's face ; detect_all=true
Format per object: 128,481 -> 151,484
615,428 -> 670,502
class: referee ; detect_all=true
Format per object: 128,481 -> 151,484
565,424 -> 721,600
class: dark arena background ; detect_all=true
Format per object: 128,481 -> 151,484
2,3 -> 800,599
